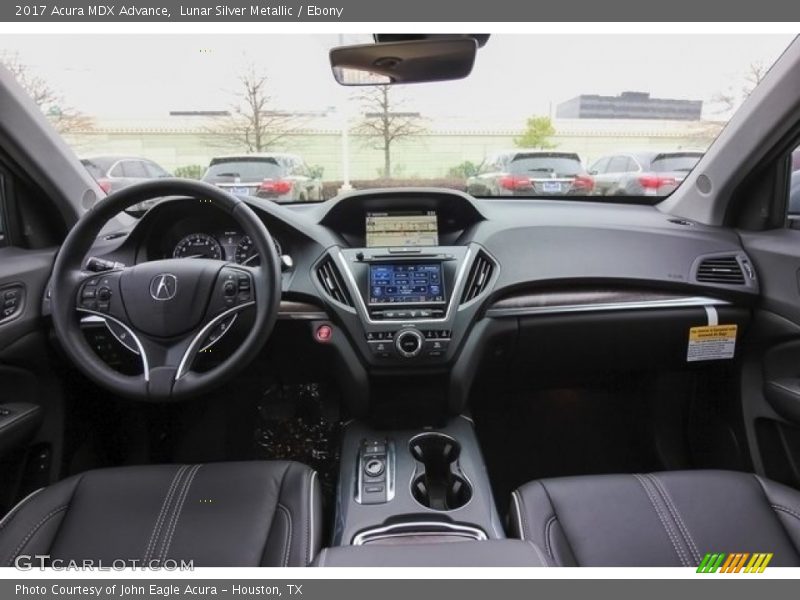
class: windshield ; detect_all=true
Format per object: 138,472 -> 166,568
0,34 -> 792,204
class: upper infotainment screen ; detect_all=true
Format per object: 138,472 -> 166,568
365,211 -> 439,248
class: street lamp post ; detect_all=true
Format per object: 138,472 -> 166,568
340,115 -> 352,194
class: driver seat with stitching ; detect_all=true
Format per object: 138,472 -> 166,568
0,461 -> 321,567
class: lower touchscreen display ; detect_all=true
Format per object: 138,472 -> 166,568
369,263 -> 445,305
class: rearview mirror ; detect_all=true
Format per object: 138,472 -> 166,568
330,38 -> 478,86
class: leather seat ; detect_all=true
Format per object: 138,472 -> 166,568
0,461 -> 321,567
510,470 -> 800,567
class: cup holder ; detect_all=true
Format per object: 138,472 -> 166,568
409,433 -> 472,511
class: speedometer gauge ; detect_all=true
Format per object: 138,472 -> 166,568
173,233 -> 223,260
235,236 -> 282,265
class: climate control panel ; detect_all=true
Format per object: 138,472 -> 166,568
316,244 -> 495,368
365,328 -> 451,360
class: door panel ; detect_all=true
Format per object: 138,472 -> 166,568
0,246 -> 55,354
739,150 -> 800,486
0,245 -> 62,511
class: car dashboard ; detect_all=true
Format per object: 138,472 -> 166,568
59,187 -> 759,414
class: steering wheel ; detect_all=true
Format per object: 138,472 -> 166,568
50,179 -> 281,401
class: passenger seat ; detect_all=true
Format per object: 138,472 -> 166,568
510,470 -> 800,566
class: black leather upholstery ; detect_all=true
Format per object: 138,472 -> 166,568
511,470 -> 800,567
0,461 -> 321,567
315,540 -> 551,567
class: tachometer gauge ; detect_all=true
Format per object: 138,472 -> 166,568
173,233 -> 223,260
235,236 -> 282,266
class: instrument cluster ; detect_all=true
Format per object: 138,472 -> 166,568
171,230 -> 283,266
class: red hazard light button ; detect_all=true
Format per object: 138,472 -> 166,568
315,324 -> 333,343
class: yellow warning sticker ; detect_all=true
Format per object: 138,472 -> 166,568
687,324 -> 738,362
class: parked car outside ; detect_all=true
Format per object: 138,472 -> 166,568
202,153 -> 323,202
466,150 -> 594,197
80,155 -> 172,195
589,151 -> 703,196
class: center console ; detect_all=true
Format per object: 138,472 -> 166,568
315,201 -> 496,371
333,416 -> 504,547
315,539 -> 548,567
333,245 -> 473,366
312,194 -> 499,417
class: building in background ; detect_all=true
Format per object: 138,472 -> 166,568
556,91 -> 703,121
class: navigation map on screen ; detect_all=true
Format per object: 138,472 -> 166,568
365,211 -> 439,247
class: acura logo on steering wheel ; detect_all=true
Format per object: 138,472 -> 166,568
150,273 -> 178,301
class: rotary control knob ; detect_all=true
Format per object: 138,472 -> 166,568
364,458 -> 385,477
395,329 -> 423,358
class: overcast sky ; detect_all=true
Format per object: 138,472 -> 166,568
0,34 -> 794,122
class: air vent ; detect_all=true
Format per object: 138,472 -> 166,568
696,256 -> 745,285
317,258 -> 353,306
461,252 -> 495,304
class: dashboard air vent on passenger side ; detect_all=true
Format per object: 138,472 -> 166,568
460,252 -> 495,304
696,256 -> 745,285
317,258 -> 353,306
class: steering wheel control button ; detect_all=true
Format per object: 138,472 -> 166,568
78,271 -> 123,314
201,314 -> 237,352
105,320 -> 139,355
237,276 -> 252,302
395,329 -> 424,358
216,269 -> 253,309
314,324 -> 333,343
